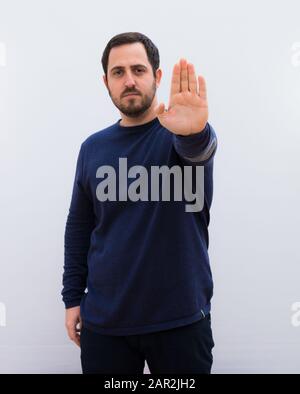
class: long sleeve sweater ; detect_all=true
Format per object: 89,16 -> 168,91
62,116 -> 218,335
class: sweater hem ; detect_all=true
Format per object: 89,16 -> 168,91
81,304 -> 211,336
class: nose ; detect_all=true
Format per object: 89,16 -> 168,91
124,72 -> 136,88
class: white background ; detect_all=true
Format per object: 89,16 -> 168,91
0,0 -> 300,373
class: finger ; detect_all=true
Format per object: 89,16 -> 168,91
67,326 -> 76,339
170,62 -> 180,97
198,75 -> 207,100
67,324 -> 77,339
180,58 -> 188,92
188,63 -> 197,94
76,318 -> 82,332
68,328 -> 81,347
74,333 -> 81,347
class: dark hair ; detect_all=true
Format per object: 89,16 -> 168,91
101,32 -> 160,79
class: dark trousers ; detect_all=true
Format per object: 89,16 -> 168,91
80,314 -> 215,374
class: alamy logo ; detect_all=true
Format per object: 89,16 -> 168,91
0,302 -> 6,327
95,158 -> 204,212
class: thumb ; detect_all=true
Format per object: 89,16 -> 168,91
77,315 -> 82,331
154,103 -> 166,117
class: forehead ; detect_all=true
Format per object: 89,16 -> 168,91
108,42 -> 149,70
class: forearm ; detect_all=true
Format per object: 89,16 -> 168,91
62,210 -> 94,308
62,143 -> 95,308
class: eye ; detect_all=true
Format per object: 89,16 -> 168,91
113,68 -> 145,76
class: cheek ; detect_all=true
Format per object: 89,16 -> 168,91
109,85 -> 122,97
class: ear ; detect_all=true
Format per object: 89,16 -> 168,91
103,75 -> 108,89
155,68 -> 162,88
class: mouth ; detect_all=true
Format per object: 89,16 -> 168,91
123,93 -> 140,97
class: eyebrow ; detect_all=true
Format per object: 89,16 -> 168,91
110,64 -> 148,72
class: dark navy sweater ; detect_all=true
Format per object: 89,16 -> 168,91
62,116 -> 218,335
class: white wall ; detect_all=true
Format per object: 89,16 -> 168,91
0,0 -> 300,373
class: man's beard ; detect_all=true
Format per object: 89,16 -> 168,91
108,80 -> 157,118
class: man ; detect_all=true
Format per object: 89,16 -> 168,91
62,32 -> 217,374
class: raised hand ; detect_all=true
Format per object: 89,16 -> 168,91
154,58 -> 208,136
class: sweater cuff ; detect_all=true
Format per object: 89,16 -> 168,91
173,122 -> 217,163
64,299 -> 82,309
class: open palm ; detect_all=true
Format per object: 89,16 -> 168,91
155,58 -> 208,136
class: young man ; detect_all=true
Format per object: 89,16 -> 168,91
62,32 -> 218,374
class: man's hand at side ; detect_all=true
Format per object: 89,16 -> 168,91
65,306 -> 82,347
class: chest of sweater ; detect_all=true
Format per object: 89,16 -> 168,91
84,129 -> 203,213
